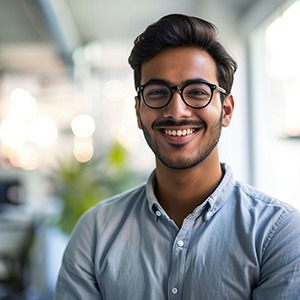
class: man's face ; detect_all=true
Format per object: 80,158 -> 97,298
135,46 -> 233,170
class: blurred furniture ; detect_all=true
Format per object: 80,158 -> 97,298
0,213 -> 34,296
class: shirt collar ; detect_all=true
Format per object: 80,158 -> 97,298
146,163 -> 235,221
204,163 -> 234,220
146,170 -> 162,217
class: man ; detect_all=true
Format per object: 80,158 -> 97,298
55,14 -> 300,299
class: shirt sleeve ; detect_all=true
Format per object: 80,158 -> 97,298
252,208 -> 300,299
54,208 -> 102,299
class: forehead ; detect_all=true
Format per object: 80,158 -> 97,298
141,46 -> 218,85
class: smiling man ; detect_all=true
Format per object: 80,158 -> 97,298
55,14 -> 300,299
135,46 -> 234,227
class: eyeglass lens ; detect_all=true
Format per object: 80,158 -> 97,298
142,82 -> 213,108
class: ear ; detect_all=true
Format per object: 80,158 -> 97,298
221,94 -> 234,127
135,96 -> 143,129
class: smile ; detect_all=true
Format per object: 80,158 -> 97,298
163,128 -> 196,137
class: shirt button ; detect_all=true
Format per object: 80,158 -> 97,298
177,240 -> 184,247
171,287 -> 178,294
156,210 -> 162,217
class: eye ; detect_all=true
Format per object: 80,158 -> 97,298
144,85 -> 169,99
188,89 -> 207,96
185,83 -> 211,100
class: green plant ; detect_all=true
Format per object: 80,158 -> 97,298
52,142 -> 143,234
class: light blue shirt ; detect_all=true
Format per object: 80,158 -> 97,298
55,164 -> 300,299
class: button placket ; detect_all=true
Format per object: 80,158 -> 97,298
168,216 -> 196,299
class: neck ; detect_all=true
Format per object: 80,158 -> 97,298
155,151 -> 223,227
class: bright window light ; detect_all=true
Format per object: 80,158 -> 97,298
265,1 -> 300,137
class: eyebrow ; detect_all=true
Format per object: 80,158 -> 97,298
142,78 -> 212,86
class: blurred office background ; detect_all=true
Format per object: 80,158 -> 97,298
0,0 -> 300,298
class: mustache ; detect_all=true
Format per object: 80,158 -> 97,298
153,119 -> 205,128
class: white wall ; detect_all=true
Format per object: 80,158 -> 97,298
248,1 -> 300,209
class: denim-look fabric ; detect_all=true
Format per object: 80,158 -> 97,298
55,164 -> 300,300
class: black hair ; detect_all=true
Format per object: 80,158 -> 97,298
128,14 -> 237,95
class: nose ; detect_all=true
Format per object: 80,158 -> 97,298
162,90 -> 192,119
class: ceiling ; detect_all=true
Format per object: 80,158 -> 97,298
0,0 -> 259,74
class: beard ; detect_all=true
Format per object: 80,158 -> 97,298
140,114 -> 223,170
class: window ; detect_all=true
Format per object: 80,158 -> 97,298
265,1 -> 300,138
250,0 -> 300,209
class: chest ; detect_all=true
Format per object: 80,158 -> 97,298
93,213 -> 260,299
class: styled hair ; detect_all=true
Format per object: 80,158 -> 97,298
128,14 -> 237,95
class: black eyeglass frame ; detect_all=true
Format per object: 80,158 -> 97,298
137,80 -> 227,109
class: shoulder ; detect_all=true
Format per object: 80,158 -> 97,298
233,179 -> 297,214
221,165 -> 300,242
232,180 -> 300,244
62,182 -> 147,255
220,164 -> 299,222
73,182 -> 148,232
233,185 -> 300,295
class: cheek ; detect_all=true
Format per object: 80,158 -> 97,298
135,102 -> 153,130
197,102 -> 222,123
137,108 -> 160,134
138,109 -> 153,128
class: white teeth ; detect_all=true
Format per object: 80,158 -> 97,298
164,128 -> 195,137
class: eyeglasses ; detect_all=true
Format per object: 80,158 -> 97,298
137,80 -> 226,109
